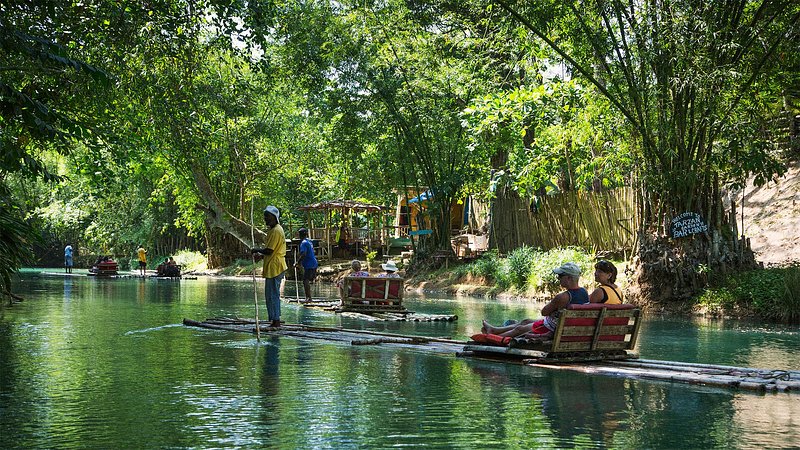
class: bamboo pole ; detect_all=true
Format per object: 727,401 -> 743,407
250,201 -> 260,341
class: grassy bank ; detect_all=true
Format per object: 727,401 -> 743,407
695,264 -> 800,323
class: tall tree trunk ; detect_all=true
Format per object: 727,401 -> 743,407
190,162 -> 268,252
204,222 -> 247,269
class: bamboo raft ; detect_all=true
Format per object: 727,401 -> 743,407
183,317 -> 464,353
284,297 -> 458,322
183,317 -> 800,393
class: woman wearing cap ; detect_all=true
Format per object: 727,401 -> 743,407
294,228 -> 318,302
589,260 -> 623,304
251,206 -> 287,328
378,260 -> 400,278
481,262 -> 589,339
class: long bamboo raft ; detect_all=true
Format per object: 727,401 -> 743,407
183,317 -> 465,353
184,317 -> 800,393
284,297 -> 458,322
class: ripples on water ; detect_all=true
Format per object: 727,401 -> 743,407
1,272 -> 798,449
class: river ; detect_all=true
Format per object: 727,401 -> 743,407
1,270 -> 798,449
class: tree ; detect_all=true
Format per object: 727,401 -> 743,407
491,0 -> 800,300
0,2 -> 114,295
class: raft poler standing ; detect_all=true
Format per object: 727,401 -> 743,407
251,205 -> 287,328
64,244 -> 73,273
294,227 -> 318,302
137,245 -> 147,276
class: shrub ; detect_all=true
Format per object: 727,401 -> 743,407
507,246 -> 536,290
452,263 -> 470,279
470,249 -> 503,281
728,269 -> 784,315
452,246 -> 599,295
695,287 -> 737,312
219,258 -> 258,276
700,265 -> 800,323
173,250 -> 207,272
778,265 -> 800,323
527,247 -> 596,293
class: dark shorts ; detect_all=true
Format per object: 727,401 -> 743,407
302,267 -> 317,281
139,261 -> 146,269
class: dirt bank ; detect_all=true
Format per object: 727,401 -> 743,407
742,159 -> 800,266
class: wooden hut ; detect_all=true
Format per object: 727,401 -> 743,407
297,200 -> 389,261
393,188 -> 489,258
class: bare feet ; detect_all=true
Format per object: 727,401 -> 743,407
481,319 -> 492,334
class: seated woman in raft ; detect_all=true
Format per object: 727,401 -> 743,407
481,262 -> 589,339
336,259 -> 370,297
589,260 -> 622,304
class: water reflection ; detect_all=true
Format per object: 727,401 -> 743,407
465,359 -> 629,447
2,272 -> 799,449
63,278 -> 73,302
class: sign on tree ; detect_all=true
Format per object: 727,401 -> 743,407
670,212 -> 708,238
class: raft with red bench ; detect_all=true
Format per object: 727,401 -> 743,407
338,276 -> 408,314
463,303 -> 642,362
88,259 -> 119,276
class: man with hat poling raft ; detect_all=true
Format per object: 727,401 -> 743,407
481,262 -> 589,339
250,205 -> 287,328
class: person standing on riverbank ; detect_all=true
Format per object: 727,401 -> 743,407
64,244 -> 73,273
294,228 -> 318,302
481,262 -> 588,338
137,245 -> 147,276
251,206 -> 287,328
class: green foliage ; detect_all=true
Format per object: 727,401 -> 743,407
0,184 -> 35,296
457,246 -> 597,294
695,287 -> 737,311
493,0 -> 797,219
507,245 -> 536,290
169,250 -> 207,273
463,81 -> 632,196
469,250 -> 504,281
526,247 -> 595,293
781,267 -> 800,323
366,251 -> 378,264
219,259 -> 260,276
698,265 -> 800,323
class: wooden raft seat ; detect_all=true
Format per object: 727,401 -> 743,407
465,303 -> 642,362
340,276 -> 407,313
90,260 -> 119,276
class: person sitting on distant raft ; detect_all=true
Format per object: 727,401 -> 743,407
156,259 -> 168,277
481,262 -> 589,339
589,260 -> 623,304
336,259 -> 370,297
378,260 -> 401,278
163,257 -> 180,277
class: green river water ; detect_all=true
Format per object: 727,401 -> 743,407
1,270 -> 798,449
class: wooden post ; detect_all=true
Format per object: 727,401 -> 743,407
325,207 -> 331,262
629,309 -> 642,349
590,307 -> 607,351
